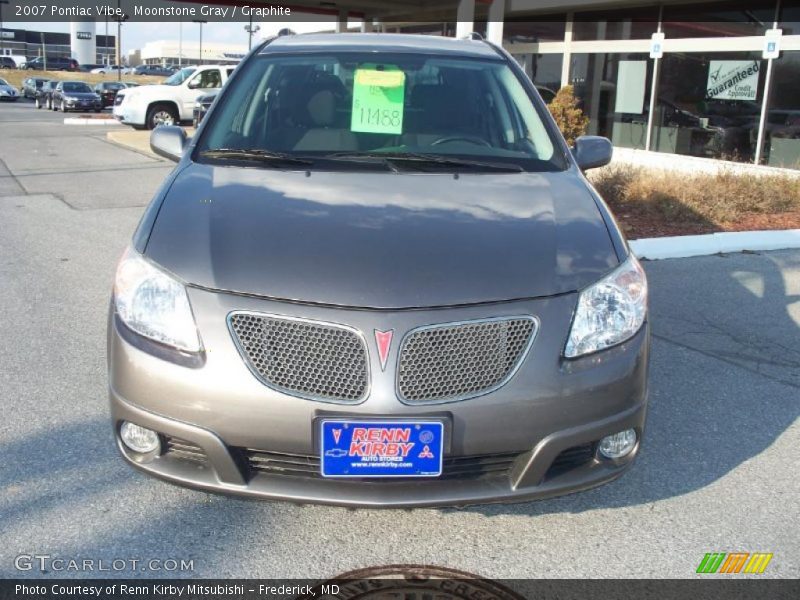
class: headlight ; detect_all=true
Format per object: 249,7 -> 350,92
114,247 -> 201,352
564,255 -> 647,358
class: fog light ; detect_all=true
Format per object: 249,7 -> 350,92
598,429 -> 637,459
120,422 -> 160,454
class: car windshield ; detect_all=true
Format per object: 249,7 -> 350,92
63,82 -> 92,93
163,67 -> 196,86
0,79 -> 8,87
196,52 -> 564,172
106,83 -> 125,90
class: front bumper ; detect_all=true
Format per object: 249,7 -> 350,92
108,288 -> 650,508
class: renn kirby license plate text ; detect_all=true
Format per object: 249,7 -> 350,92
320,421 -> 444,477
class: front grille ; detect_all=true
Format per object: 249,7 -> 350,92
229,313 -> 369,403
397,317 -> 536,403
544,443 -> 596,479
162,436 -> 207,463
242,449 -> 519,481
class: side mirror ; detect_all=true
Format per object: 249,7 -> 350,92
573,136 -> 613,170
187,79 -> 200,89
150,125 -> 188,162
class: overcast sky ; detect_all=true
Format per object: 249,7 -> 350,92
9,19 -> 347,54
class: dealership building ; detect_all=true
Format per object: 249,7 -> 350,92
0,25 -> 115,65
258,0 -> 799,170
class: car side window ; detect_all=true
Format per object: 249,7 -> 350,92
195,69 -> 222,89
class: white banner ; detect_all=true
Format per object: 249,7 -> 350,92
706,60 -> 760,101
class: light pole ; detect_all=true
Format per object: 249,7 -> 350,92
193,19 -> 206,65
114,10 -> 129,81
0,0 -> 9,57
245,18 -> 260,51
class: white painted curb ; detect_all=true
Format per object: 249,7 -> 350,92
630,229 -> 800,260
63,118 -> 122,126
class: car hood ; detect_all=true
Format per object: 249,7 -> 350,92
144,163 -> 619,309
0,85 -> 17,93
63,92 -> 97,99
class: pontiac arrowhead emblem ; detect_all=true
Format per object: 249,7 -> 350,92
332,429 -> 342,444
374,329 -> 394,371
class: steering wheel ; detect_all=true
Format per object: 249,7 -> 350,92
430,135 -> 492,147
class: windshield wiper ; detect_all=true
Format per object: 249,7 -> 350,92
324,151 -> 524,173
199,148 -> 313,166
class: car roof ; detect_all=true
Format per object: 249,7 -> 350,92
262,33 -> 501,59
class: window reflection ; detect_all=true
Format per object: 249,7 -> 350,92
663,1 -> 776,38
762,51 -> 800,168
572,8 -> 659,41
654,52 -> 765,162
569,53 -> 652,149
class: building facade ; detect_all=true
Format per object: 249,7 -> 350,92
138,40 -> 247,67
0,27 -> 115,65
480,0 -> 800,170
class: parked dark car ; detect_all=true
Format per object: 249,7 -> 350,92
94,81 -> 127,108
133,64 -> 176,77
26,57 -> 80,71
192,90 -> 218,127
110,33 -> 649,507
0,57 -> 17,69
51,81 -> 102,112
0,77 -> 19,101
22,77 -> 50,99
34,80 -> 56,109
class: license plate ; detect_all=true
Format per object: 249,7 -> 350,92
320,420 -> 444,478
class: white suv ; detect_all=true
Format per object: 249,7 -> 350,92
113,65 -> 235,129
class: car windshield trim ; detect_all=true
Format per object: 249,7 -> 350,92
194,51 -> 567,173
198,148 -> 314,167
323,151 -> 525,172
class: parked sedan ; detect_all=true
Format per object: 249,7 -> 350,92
0,78 -> 20,101
22,77 -> 50,99
52,81 -> 102,112
91,65 -> 132,75
34,80 -> 56,109
192,90 -> 218,127
94,81 -> 127,108
133,64 -> 175,77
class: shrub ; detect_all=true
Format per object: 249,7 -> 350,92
588,164 -> 800,236
547,85 -> 589,146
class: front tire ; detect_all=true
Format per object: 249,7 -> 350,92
60,100 -> 66,112
146,103 -> 178,130
35,97 -> 41,109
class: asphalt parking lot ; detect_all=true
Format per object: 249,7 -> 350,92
0,99 -> 798,579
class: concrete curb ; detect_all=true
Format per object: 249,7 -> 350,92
630,229 -> 800,260
63,118 -> 122,126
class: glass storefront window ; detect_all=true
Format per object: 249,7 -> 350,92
569,53 -> 653,149
663,1 -> 777,38
572,8 -> 659,41
654,52 -> 765,162
762,51 -> 800,169
512,53 -> 562,102
779,1 -> 800,36
503,17 -> 567,43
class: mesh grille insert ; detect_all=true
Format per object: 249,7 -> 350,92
242,449 -> 519,481
229,313 -> 369,403
398,317 -> 535,403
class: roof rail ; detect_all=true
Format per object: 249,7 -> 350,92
462,32 -> 483,41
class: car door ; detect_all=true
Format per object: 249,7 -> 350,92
180,68 -> 222,117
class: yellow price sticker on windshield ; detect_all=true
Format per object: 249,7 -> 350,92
351,68 -> 405,135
